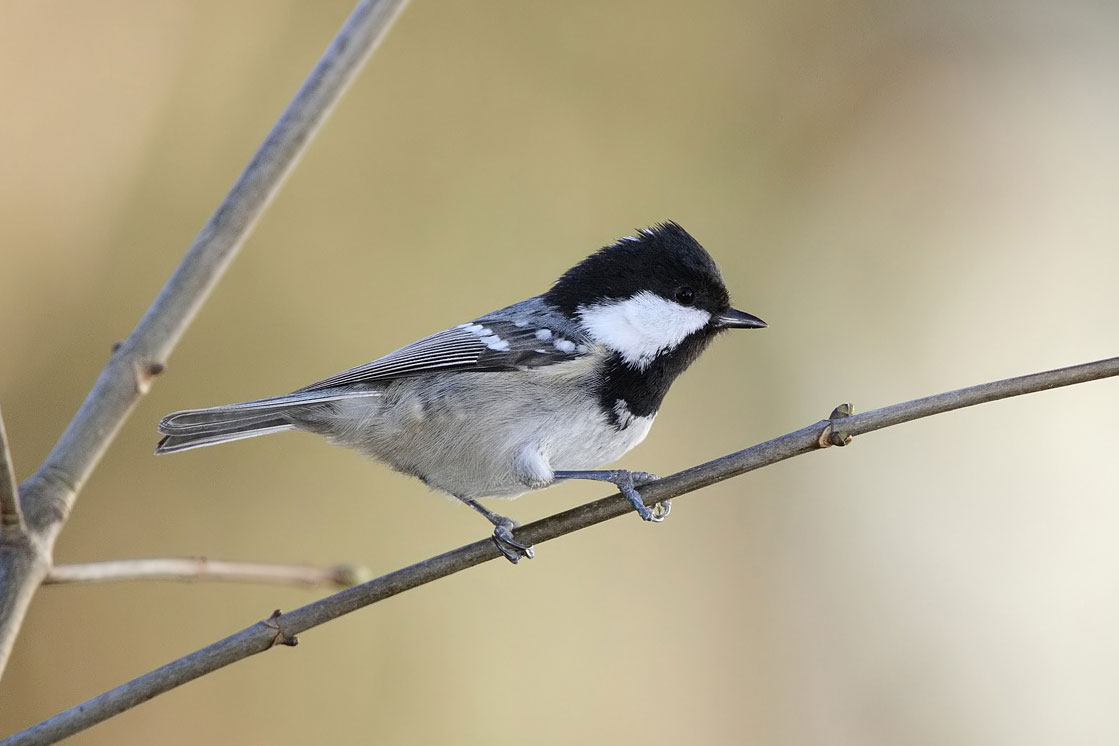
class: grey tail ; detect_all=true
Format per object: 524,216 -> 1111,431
155,390 -> 378,455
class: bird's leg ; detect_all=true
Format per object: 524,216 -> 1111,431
551,470 -> 670,522
462,499 -> 534,564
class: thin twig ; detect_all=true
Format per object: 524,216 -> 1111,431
6,355 -> 1116,746
44,558 -> 370,588
0,0 -> 410,680
0,405 -> 24,535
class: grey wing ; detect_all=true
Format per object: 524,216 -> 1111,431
299,298 -> 593,392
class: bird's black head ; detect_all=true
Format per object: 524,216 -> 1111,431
546,222 -> 766,423
546,222 -> 736,322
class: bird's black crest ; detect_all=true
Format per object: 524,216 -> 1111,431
544,222 -> 731,316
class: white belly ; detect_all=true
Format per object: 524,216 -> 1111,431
317,364 -> 655,500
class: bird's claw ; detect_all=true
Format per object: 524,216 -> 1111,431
493,521 -> 534,564
618,471 -> 670,523
549,469 -> 671,524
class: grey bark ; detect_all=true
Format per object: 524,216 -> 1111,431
45,558 -> 369,588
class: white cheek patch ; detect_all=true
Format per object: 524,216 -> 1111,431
577,291 -> 712,369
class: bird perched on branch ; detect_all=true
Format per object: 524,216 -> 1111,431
157,222 -> 766,562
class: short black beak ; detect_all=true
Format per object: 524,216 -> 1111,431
716,308 -> 767,329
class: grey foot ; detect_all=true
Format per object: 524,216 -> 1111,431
552,470 -> 670,522
493,520 -> 535,564
463,498 -> 535,564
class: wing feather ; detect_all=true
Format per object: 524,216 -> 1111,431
299,309 -> 593,392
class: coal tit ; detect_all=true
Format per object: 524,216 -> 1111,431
157,222 -> 766,562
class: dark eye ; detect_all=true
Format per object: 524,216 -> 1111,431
675,286 -> 695,305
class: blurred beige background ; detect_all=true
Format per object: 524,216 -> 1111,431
2,1 -> 1118,744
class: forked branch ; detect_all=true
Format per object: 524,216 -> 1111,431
0,0 -> 410,680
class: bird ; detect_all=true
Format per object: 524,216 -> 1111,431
156,222 -> 766,562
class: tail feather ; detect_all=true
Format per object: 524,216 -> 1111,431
156,422 -> 295,454
155,389 -> 379,455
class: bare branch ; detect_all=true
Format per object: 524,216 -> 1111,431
0,404 -> 23,535
0,0 -> 410,680
6,355 -> 1116,746
44,558 -> 370,589
17,0 -> 411,537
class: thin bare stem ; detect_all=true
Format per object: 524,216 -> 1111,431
0,405 -> 23,535
45,558 -> 369,588
6,355 -> 1116,746
0,0 -> 410,681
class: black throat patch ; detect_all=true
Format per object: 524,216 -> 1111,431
600,330 -> 718,427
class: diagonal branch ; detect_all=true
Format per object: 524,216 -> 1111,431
0,0 -> 411,681
0,404 -> 23,535
45,558 -> 370,588
6,355 -> 1116,746
17,0 -> 411,538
